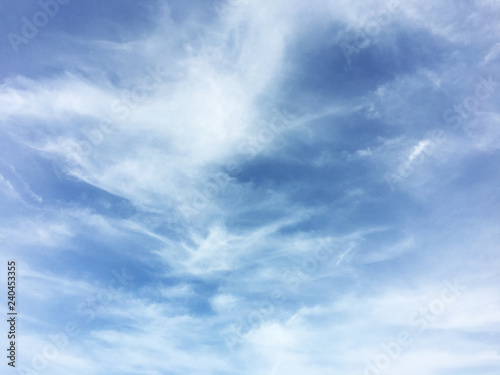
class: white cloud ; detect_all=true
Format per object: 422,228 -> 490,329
3,1 -> 500,374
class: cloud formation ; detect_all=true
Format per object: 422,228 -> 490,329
1,0 -> 500,374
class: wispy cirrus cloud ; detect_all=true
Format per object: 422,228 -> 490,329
1,0 -> 500,374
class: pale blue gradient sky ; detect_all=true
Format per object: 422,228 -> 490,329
1,1 -> 500,374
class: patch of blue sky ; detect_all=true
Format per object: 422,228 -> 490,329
1,1 -> 500,374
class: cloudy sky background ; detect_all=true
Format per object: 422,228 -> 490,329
1,0 -> 500,374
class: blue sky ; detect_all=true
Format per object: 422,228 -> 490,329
1,0 -> 500,374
